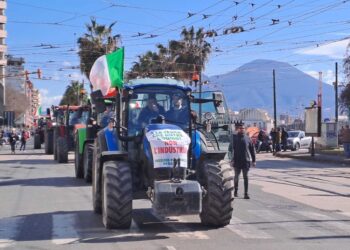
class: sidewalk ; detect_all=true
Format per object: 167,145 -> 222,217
275,148 -> 350,165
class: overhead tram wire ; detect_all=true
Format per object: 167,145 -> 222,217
210,0 -> 350,57
212,0 -> 344,43
122,0 -> 228,41
251,0 -> 350,43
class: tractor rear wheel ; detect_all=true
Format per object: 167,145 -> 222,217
74,134 -> 83,178
83,143 -> 93,182
92,140 -> 102,214
102,161 -> 132,229
44,130 -> 53,154
34,134 -> 41,149
53,129 -> 58,160
57,137 -> 68,163
200,160 -> 234,227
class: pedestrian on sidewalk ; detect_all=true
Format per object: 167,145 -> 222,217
9,128 -> 19,154
19,129 -> 29,151
270,128 -> 277,154
281,128 -> 288,152
275,128 -> 281,153
228,121 -> 256,199
340,125 -> 350,158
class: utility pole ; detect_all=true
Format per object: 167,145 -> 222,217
335,62 -> 338,123
273,69 -> 277,129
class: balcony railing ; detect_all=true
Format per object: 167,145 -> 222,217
0,30 -> 7,38
0,1 -> 7,9
0,15 -> 6,23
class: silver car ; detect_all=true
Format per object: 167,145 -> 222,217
287,130 -> 312,151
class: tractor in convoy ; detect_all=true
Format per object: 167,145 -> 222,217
74,97 -> 114,182
91,78 -> 234,229
51,105 -> 89,163
33,115 -> 50,149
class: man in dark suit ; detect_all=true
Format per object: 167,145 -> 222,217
228,122 -> 256,199
165,93 -> 188,128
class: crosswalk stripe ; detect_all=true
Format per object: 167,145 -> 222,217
0,217 -> 21,248
226,216 -> 273,239
249,209 -> 327,238
295,211 -> 350,234
155,215 -> 209,240
52,214 -> 79,245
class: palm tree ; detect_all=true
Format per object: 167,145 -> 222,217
171,26 -> 211,80
127,26 -> 211,81
59,81 -> 86,106
77,18 -> 120,84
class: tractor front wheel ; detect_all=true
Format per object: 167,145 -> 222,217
83,143 -> 93,182
34,134 -> 41,149
56,137 -> 68,163
102,161 -> 132,229
74,134 -> 83,178
200,160 -> 234,227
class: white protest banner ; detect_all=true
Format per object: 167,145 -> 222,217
146,129 -> 190,168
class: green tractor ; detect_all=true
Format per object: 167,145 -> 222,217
91,78 -> 234,229
52,105 -> 89,163
74,98 -> 113,182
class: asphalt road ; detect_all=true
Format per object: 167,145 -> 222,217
0,141 -> 349,250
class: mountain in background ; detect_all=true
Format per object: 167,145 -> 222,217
206,59 -> 335,119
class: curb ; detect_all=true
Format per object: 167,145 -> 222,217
275,153 -> 349,165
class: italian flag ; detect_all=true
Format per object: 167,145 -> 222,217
34,106 -> 42,116
89,47 -> 124,96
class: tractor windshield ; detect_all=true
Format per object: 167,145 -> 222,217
192,91 -> 231,149
127,87 -> 190,136
69,110 -> 89,125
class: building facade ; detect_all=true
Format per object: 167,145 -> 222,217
0,0 -> 7,119
238,108 -> 273,130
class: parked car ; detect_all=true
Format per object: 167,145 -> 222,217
286,130 -> 312,151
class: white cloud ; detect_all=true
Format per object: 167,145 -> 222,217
62,61 -> 72,67
296,39 -> 350,59
39,88 -> 61,108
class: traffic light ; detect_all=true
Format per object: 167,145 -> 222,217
37,69 -> 42,79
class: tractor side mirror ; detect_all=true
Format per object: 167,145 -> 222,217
212,92 -> 225,114
46,108 -> 50,115
90,90 -> 106,113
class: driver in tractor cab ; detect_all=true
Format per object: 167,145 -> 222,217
138,95 -> 165,126
165,93 -> 188,127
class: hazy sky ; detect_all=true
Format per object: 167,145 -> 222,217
6,0 -> 350,108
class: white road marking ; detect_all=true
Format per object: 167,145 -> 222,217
249,209 -> 327,238
0,217 -> 21,248
152,214 -> 209,240
52,214 -> 79,245
296,211 -> 350,234
166,246 -> 177,250
226,216 -> 273,239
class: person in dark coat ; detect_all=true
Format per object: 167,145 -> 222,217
165,93 -> 188,128
138,96 -> 165,126
270,128 -> 277,154
281,128 -> 288,152
9,129 -> 19,154
228,122 -> 256,199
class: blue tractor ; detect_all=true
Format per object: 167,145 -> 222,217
91,78 -> 234,229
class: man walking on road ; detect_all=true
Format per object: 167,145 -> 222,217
281,128 -> 288,152
340,125 -> 350,158
228,122 -> 256,199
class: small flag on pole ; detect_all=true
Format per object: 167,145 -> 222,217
89,47 -> 124,96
